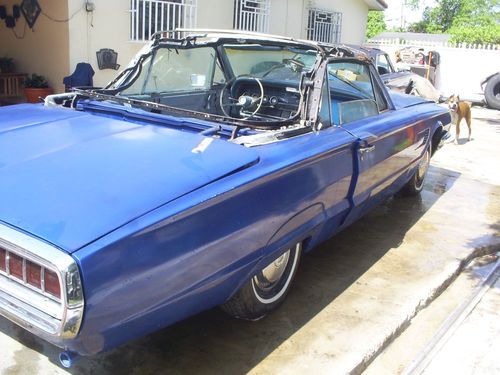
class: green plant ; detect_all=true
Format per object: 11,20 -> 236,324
366,10 -> 387,39
24,73 -> 49,88
0,57 -> 14,73
407,0 -> 500,45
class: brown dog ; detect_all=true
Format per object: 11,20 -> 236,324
447,95 -> 472,143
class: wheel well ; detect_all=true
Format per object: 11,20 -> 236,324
431,126 -> 442,156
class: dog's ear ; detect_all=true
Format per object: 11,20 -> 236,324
446,95 -> 453,103
456,95 -> 460,101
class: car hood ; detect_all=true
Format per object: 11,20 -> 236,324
0,104 -> 259,252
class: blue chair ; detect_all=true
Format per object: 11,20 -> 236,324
63,63 -> 95,91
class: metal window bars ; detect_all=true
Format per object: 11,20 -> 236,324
307,8 -> 342,44
233,0 -> 270,33
130,0 -> 197,42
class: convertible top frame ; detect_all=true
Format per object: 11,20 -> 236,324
72,31 -> 371,134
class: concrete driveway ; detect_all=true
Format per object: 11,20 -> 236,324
0,107 -> 499,375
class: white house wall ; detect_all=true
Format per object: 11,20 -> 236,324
197,0 -> 234,29
68,0 -> 372,88
309,0 -> 369,44
68,0 -> 144,88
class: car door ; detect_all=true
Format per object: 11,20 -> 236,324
326,59 -> 430,219
376,53 -> 396,76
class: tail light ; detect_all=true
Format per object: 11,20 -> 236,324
44,269 -> 61,298
0,246 -> 62,300
0,248 -> 6,272
0,223 -> 84,339
26,261 -> 42,289
9,253 -> 23,279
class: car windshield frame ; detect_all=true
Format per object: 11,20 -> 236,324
72,33 -> 364,131
92,36 -> 325,128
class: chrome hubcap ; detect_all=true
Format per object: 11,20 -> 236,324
417,149 -> 430,182
254,250 -> 290,288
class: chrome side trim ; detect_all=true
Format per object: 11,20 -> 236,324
0,222 -> 84,339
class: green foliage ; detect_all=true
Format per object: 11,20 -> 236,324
24,74 -> 49,88
407,0 -> 500,44
449,24 -> 500,44
366,11 -> 387,39
405,0 -> 421,10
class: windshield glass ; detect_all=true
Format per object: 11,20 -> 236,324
112,42 -> 319,124
223,45 -> 316,81
120,47 -> 220,95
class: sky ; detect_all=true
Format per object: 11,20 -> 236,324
384,0 -> 437,29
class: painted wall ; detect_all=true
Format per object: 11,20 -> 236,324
268,0 -> 307,38
257,0 -> 370,42
197,0 -> 234,29
311,0 -> 369,44
0,0 -> 70,93
68,0 -> 144,89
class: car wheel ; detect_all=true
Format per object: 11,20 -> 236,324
221,242 -> 302,320
484,73 -> 500,110
401,146 -> 430,196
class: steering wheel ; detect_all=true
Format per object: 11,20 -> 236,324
282,58 -> 305,73
219,75 -> 265,120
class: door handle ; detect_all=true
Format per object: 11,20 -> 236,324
359,144 -> 375,154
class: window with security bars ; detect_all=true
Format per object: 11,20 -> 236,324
233,0 -> 270,33
307,9 -> 342,44
130,0 -> 197,41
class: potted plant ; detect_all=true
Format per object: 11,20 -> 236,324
24,74 -> 54,103
0,57 -> 14,73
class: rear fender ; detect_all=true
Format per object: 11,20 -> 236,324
226,203 -> 327,299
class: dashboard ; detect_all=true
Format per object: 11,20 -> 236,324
232,78 -> 302,120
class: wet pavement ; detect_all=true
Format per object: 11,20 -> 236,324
420,259 -> 500,375
365,254 -> 500,375
0,107 -> 499,375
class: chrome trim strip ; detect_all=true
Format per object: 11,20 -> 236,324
0,288 -> 60,335
0,269 -> 61,309
5,251 -> 10,274
0,222 -> 84,339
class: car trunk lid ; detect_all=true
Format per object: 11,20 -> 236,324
0,104 -> 259,253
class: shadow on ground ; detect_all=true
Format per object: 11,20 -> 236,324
472,108 -> 500,133
0,166 -> 461,375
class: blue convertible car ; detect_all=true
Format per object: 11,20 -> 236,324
0,30 -> 450,366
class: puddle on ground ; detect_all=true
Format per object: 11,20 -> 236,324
432,181 -> 447,195
3,346 -> 40,375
